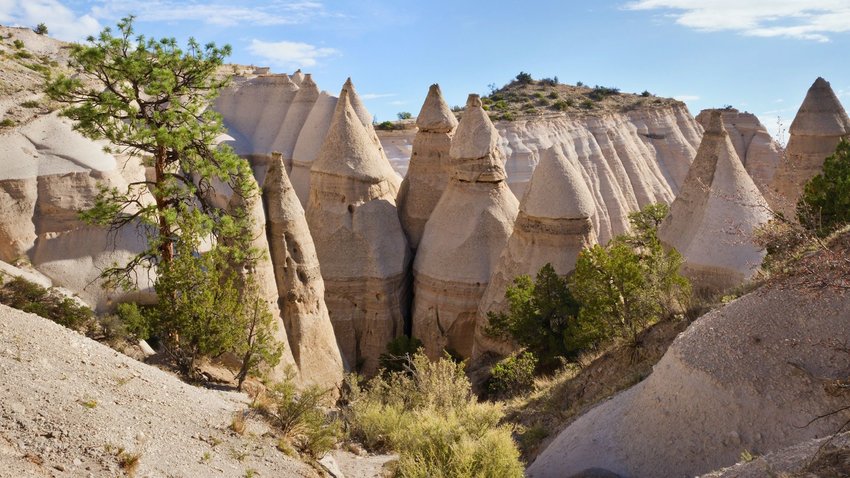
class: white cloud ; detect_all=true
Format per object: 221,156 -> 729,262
625,1 -> 850,42
247,39 -> 337,69
674,94 -> 700,101
361,93 -> 397,100
89,0 -> 332,27
0,0 -> 101,41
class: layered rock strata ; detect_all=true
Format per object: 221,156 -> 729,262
262,157 -> 345,387
473,146 -> 597,359
397,84 -> 458,249
658,111 -> 771,293
771,77 -> 850,216
412,94 -> 519,359
696,108 -> 783,196
306,92 -> 410,375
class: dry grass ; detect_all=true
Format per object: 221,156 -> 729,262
117,450 -> 141,477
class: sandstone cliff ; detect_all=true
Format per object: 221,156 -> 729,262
412,94 -> 519,359
306,91 -> 410,375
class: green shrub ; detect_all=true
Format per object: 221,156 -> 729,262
488,351 -> 537,399
12,39 -> 23,49
547,91 -> 559,99
515,71 -> 533,85
375,120 -> 396,130
347,353 -> 523,477
500,112 -> 516,121
378,335 -> 423,375
14,50 -> 32,60
587,85 -> 620,101
0,276 -> 93,330
580,99 -> 594,109
641,90 -> 652,97
397,111 -> 412,120
798,139 -> 850,236
0,118 -> 15,127
34,23 -> 48,35
261,370 -> 340,458
21,100 -> 39,108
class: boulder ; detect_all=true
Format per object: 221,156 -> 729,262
658,110 -> 771,293
412,94 -> 519,359
306,91 -> 410,375
397,84 -> 458,250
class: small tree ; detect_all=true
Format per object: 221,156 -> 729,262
572,203 -> 690,345
34,23 -> 48,35
396,111 -> 412,120
486,263 -> 595,368
798,139 -> 850,236
515,71 -> 533,85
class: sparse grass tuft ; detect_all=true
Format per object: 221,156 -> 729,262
117,449 -> 141,477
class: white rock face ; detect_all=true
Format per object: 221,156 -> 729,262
528,271 -> 850,478
659,110 -> 771,293
0,114 -> 151,311
473,146 -> 597,359
397,84 -> 458,250
412,94 -> 519,359
306,92 -> 410,375
770,77 -> 850,217
263,157 -> 345,387
696,108 -> 783,197
290,92 -> 338,206
270,74 -> 320,172
379,104 -> 702,244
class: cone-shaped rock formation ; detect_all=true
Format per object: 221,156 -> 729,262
270,74 -> 320,172
473,146 -> 597,359
695,108 -> 783,196
262,156 -> 344,387
290,92 -> 338,206
250,74 -> 299,154
771,77 -> 850,216
306,93 -> 410,375
412,94 -> 519,359
659,111 -> 771,293
397,84 -> 459,249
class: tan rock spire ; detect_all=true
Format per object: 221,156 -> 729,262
289,91 -> 338,206
226,177 -> 298,382
695,108 -> 783,196
306,93 -> 411,375
473,146 -> 597,360
659,110 -> 771,293
771,77 -> 850,216
412,93 -> 519,359
262,156 -> 344,387
291,69 -> 304,86
397,84 -> 458,249
270,74 -> 319,172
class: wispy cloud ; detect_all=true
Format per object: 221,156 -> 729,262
247,39 -> 338,69
0,0 -> 101,41
361,93 -> 397,100
89,0 -> 333,27
675,94 -> 700,101
624,1 -> 850,42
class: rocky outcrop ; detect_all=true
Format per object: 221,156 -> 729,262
696,108 -> 783,196
250,74 -> 299,155
0,114 -> 152,312
262,157 -> 344,387
289,92 -> 338,205
412,94 -> 519,359
770,77 -> 850,216
528,264 -> 850,478
379,104 -> 701,244
397,84 -> 458,249
306,91 -> 410,375
658,110 -> 771,293
473,146 -> 597,359
270,74 -> 320,173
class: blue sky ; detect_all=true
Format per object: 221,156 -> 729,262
4,1 -> 850,142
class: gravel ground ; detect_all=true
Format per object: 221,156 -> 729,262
0,303 -> 319,478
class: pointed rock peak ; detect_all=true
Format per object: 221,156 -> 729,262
302,73 -> 316,87
523,148 -> 595,220
291,69 -> 305,85
704,110 -> 727,137
790,76 -> 850,136
416,84 -> 458,133
449,94 -> 500,161
313,94 -> 386,182
293,74 -> 319,99
340,78 -> 374,128
264,154 -> 294,192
